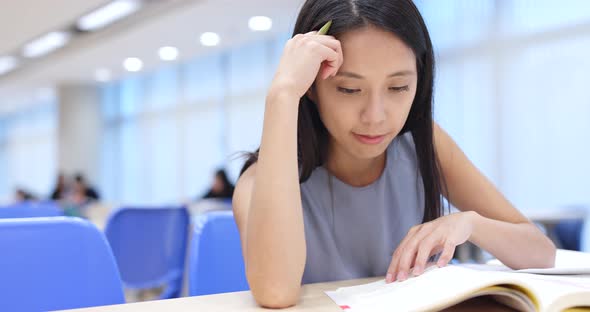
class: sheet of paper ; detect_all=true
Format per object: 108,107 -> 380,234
325,266 -> 524,312
487,249 -> 590,275
325,265 -> 590,312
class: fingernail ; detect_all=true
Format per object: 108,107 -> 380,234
386,273 -> 393,283
413,265 -> 423,275
397,271 -> 407,281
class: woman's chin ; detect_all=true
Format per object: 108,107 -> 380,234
348,141 -> 390,159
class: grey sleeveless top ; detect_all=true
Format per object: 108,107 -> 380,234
300,131 -> 425,284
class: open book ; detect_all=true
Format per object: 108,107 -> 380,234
325,265 -> 590,312
485,249 -> 590,275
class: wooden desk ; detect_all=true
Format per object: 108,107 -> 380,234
85,200 -> 233,231
60,277 -> 373,312
61,277 -> 521,312
83,203 -> 114,231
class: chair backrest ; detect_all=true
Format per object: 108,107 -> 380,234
555,219 -> 585,251
0,217 -> 125,311
0,201 -> 63,218
189,211 -> 249,296
104,206 -> 190,297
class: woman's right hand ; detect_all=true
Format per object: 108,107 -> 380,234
269,31 -> 344,100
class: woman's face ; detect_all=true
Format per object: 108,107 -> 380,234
311,25 -> 418,160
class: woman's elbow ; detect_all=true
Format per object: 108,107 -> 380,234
508,230 -> 556,270
254,290 -> 298,308
524,234 -> 556,269
248,273 -> 301,308
538,237 -> 557,268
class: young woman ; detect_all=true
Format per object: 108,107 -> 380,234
233,0 -> 556,308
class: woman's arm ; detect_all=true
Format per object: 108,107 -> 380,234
386,123 -> 555,283
233,91 -> 306,308
233,31 -> 344,308
433,122 -> 555,269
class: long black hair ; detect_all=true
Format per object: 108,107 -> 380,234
240,0 -> 448,222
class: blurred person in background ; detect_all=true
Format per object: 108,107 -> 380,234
202,169 -> 235,200
50,173 -> 69,201
14,188 -> 37,203
71,173 -> 100,204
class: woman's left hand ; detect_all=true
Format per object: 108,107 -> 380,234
386,211 -> 478,283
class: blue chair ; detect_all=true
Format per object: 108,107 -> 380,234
555,219 -> 585,251
105,206 -> 190,299
0,217 -> 125,311
0,201 -> 63,218
189,211 -> 249,296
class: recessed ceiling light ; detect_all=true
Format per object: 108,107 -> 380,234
0,56 -> 18,75
123,57 -> 143,72
200,32 -> 220,47
95,68 -> 112,82
77,0 -> 142,31
158,46 -> 179,61
22,31 -> 71,58
249,16 -> 272,31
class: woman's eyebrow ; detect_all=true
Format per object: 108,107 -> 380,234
335,70 -> 416,79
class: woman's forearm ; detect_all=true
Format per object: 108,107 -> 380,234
246,90 -> 306,307
469,212 -> 556,269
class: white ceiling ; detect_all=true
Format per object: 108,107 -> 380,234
0,0 -> 111,55
0,0 -> 304,110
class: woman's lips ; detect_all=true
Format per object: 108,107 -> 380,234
353,133 -> 387,145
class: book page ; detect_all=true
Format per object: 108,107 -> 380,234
487,249 -> 590,275
456,263 -> 590,311
325,265 -> 590,312
507,274 -> 590,312
325,265 -> 539,312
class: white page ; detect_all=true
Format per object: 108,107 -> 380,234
487,249 -> 590,275
325,265 -> 590,312
512,274 -> 590,311
326,266 -> 528,311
